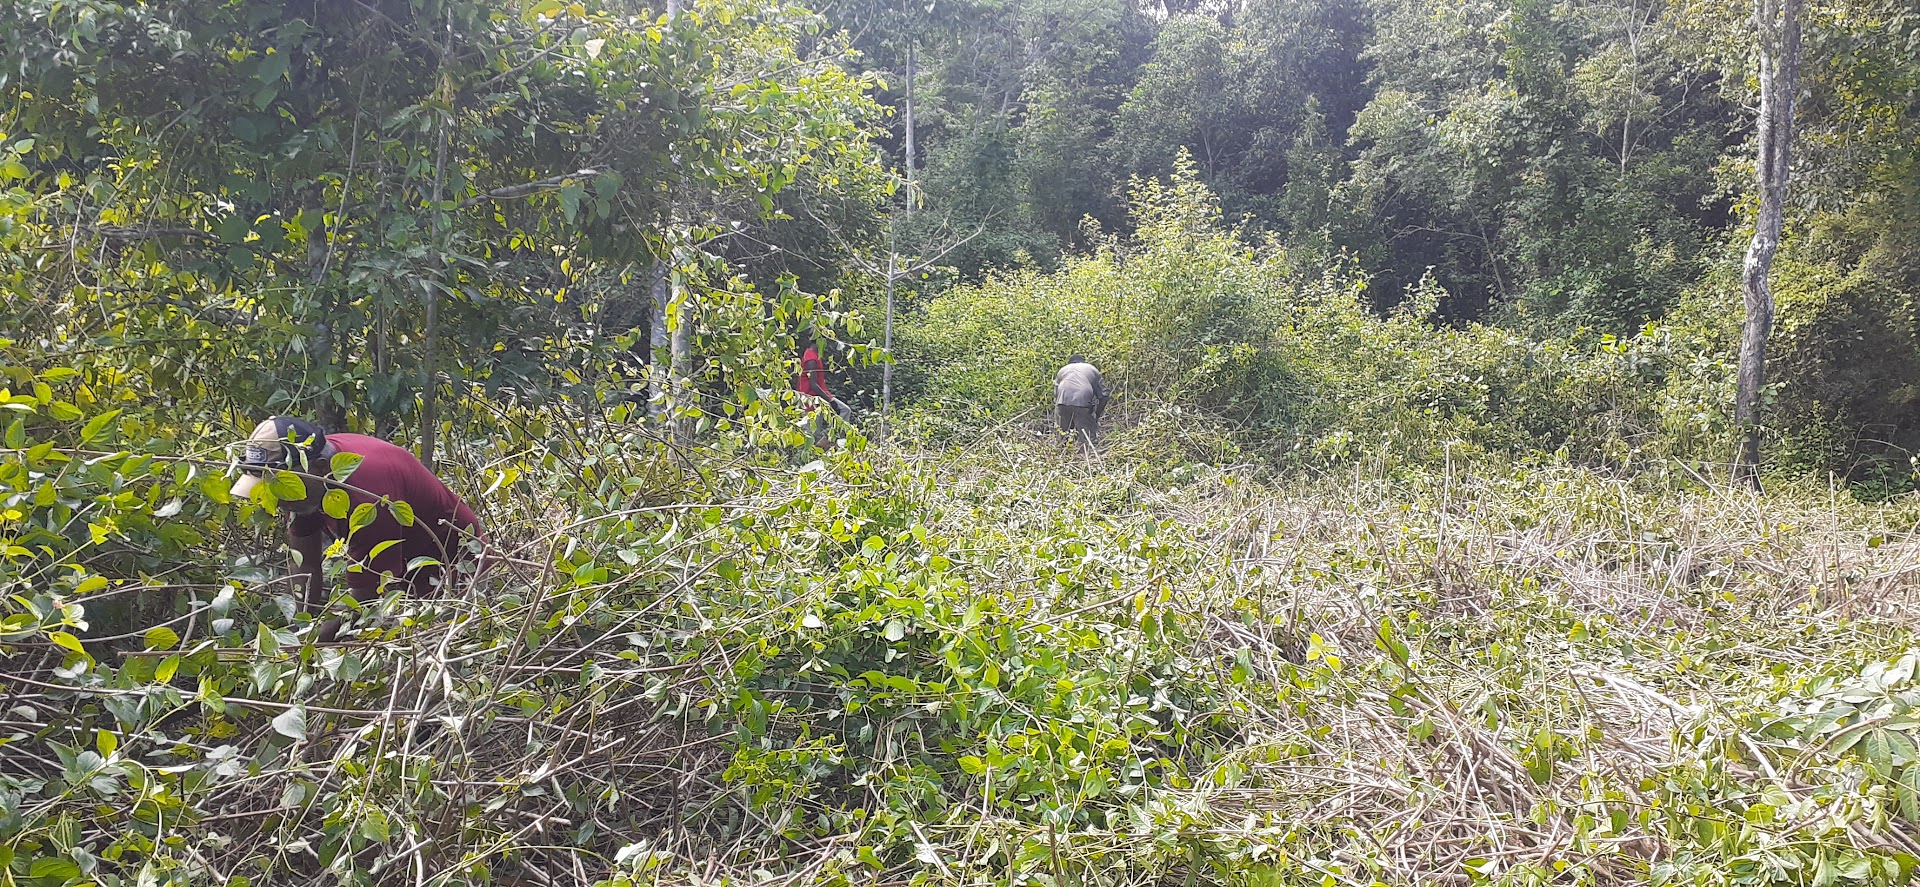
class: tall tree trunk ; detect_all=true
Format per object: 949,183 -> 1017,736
881,42 -> 915,437
419,6 -> 455,470
669,259 -> 692,443
1733,0 -> 1800,491
648,258 -> 670,424
650,0 -> 691,443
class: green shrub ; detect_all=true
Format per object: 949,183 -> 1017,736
903,161 -> 1738,472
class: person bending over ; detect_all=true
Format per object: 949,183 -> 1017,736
1053,355 -> 1108,453
230,417 -> 484,637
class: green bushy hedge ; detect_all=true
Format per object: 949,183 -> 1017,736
901,158 -> 1741,474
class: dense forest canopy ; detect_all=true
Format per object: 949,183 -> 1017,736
7,0 -> 1920,886
4,0 -> 1920,470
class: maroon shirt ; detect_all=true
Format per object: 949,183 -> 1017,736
290,434 -> 482,595
796,346 -> 834,400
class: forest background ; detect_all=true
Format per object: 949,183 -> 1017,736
5,0 -> 1920,885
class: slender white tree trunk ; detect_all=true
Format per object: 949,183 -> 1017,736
881,43 -> 915,437
650,0 -> 690,442
648,259 -> 671,423
1733,0 -> 1799,491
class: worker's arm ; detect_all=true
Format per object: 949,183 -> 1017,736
805,362 -> 833,401
289,530 -> 327,613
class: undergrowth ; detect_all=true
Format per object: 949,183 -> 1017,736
4,393 -> 1920,886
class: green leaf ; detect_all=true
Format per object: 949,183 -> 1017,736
1890,729 -> 1919,767
272,705 -> 307,741
1866,730 -> 1897,777
255,623 -> 280,657
368,539 -> 402,562
883,619 -> 905,642
329,452 -> 362,481
560,182 -> 584,223
268,469 -> 307,502
155,654 -> 179,683
28,857 -> 80,880
387,500 -> 415,527
202,475 -> 233,504
47,401 -> 82,421
78,409 -> 121,444
361,808 -> 391,842
4,418 -> 22,448
95,728 -> 117,757
1898,765 -> 1920,823
349,502 -> 376,533
49,631 -> 88,658
322,489 -> 351,519
143,627 -> 180,650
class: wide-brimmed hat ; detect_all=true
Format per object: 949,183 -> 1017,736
229,417 -> 327,498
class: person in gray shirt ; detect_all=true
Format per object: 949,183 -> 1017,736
1053,355 -> 1108,453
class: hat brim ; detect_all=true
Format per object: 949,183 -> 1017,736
230,472 -> 264,499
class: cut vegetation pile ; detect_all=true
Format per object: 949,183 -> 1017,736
6,412 -> 1920,886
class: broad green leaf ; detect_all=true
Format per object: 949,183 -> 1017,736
78,409 -> 121,444
349,502 -> 376,533
387,500 -> 415,527
3,418 -> 22,448
48,631 -> 87,658
1900,765 -> 1920,822
272,705 -> 307,741
47,401 -> 82,421
322,489 -> 351,519
1865,730 -> 1896,776
95,728 -> 117,757
155,655 -> 179,683
268,469 -> 307,502
361,808 -> 391,842
255,623 -> 280,657
1890,729 -> 1920,767
329,452 -> 363,481
143,626 -> 180,650
28,858 -> 80,880
202,475 -> 232,504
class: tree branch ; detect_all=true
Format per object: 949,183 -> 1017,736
460,169 -> 603,209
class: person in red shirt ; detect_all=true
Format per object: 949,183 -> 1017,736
795,335 -> 852,443
230,417 -> 484,637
